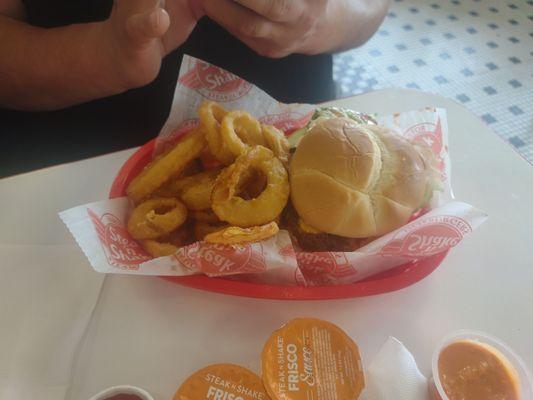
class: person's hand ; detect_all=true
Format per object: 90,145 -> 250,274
104,0 -> 201,89
201,0 -> 329,58
201,0 -> 390,57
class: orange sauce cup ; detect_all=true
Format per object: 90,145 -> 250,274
261,318 -> 365,400
429,330 -> 533,400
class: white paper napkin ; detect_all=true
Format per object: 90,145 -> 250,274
361,337 -> 429,400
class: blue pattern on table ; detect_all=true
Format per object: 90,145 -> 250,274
333,0 -> 533,163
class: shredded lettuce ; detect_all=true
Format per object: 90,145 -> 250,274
289,106 -> 377,147
310,106 -> 377,126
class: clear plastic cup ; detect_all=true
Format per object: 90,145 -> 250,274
429,330 -> 533,400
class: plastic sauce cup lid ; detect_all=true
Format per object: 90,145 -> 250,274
173,363 -> 270,400
261,318 -> 365,400
431,330 -> 533,400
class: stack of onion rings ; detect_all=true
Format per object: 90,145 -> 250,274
126,102 -> 290,256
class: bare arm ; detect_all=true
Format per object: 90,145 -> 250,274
0,16 -> 126,110
320,0 -> 391,53
0,0 -> 24,19
0,0 -> 198,111
202,0 -> 390,58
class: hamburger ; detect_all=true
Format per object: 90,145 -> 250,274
287,108 -> 441,251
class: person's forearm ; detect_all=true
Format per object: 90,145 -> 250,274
310,0 -> 390,54
0,15 -> 126,110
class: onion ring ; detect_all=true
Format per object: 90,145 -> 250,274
127,129 -> 206,203
204,222 -> 279,244
200,147 -> 222,170
166,222 -> 195,245
127,198 -> 188,240
180,169 -> 221,211
212,146 -> 289,227
156,169 -> 220,199
194,221 -> 229,241
261,124 -> 290,166
180,158 -> 203,177
141,240 -> 179,257
220,110 -> 265,158
191,209 -> 221,223
198,101 -> 234,165
237,168 -> 267,200
141,222 -> 195,257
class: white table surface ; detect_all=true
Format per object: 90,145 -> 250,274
1,89 -> 532,400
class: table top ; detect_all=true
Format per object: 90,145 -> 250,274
334,0 -> 533,163
1,89 -> 532,400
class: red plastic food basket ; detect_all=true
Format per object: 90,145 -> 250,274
110,137 -> 448,300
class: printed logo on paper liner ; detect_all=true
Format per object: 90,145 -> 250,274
296,252 -> 357,285
279,244 -> 307,285
381,215 -> 472,257
174,242 -> 267,276
259,111 -> 313,134
88,209 -> 150,269
179,61 -> 253,102
279,244 -> 296,258
404,117 -> 445,172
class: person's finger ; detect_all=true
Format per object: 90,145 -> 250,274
202,0 -> 277,39
126,7 -> 170,43
188,0 -> 205,20
238,35 -> 294,58
114,0 -> 163,17
232,0 -> 302,22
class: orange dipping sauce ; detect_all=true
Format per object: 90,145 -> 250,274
434,340 -> 520,400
